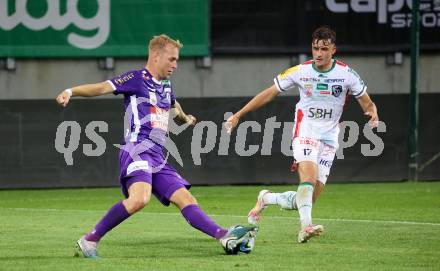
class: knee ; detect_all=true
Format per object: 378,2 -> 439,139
298,162 -> 318,181
125,196 -> 150,213
133,198 -> 149,211
179,193 -> 197,207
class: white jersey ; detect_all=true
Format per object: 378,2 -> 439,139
274,59 -> 367,148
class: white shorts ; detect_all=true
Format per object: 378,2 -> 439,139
292,137 -> 337,185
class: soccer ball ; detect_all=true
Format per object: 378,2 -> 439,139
223,236 -> 255,255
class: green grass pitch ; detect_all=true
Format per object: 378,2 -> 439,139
0,182 -> 439,270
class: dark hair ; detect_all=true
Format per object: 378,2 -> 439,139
312,26 -> 336,45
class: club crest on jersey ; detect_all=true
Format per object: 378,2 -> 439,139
332,85 -> 343,97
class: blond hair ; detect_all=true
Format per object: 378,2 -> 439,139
149,34 -> 183,52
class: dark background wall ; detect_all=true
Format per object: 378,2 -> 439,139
211,0 -> 440,53
0,94 -> 438,189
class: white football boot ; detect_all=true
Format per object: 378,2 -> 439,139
75,235 -> 99,258
247,190 -> 271,225
297,224 -> 324,243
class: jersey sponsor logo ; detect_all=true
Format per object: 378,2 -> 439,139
300,77 -> 320,82
304,83 -> 313,97
127,161 -> 150,175
115,73 -> 135,85
319,158 -> 332,168
332,85 -> 343,97
279,65 -> 299,79
299,138 -> 320,148
324,78 -> 345,83
150,106 -> 169,131
316,83 -> 328,90
308,107 -> 333,119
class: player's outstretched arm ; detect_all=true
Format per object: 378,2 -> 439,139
225,84 -> 279,133
55,81 -> 114,107
356,92 -> 379,128
172,101 -> 197,126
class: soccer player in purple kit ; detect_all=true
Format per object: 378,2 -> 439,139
56,34 -> 257,258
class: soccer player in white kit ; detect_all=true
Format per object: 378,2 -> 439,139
225,26 -> 379,243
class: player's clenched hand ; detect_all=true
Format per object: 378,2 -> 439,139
364,105 -> 379,128
56,90 -> 71,107
186,115 -> 197,126
225,114 -> 240,134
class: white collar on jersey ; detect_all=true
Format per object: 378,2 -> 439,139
151,76 -> 162,85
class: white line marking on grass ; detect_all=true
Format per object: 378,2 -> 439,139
313,217 -> 440,226
210,214 -> 440,227
2,207 -> 440,227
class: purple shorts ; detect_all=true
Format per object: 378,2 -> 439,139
118,148 -> 191,206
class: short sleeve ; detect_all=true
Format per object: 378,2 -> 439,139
347,67 -> 367,98
108,70 -> 140,96
274,65 -> 300,92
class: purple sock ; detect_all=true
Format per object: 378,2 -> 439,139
181,204 -> 228,239
85,201 -> 130,242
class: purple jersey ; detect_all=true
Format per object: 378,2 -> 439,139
107,69 -> 176,151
